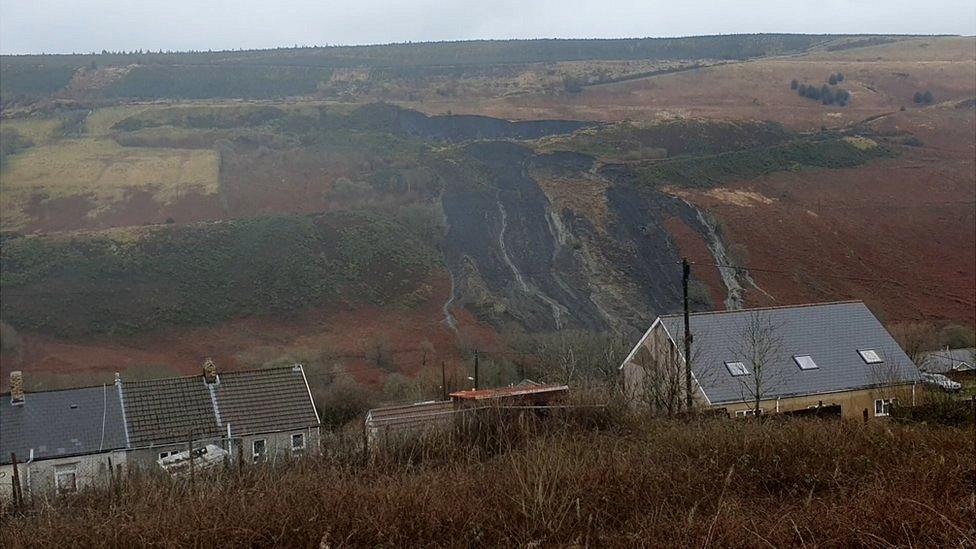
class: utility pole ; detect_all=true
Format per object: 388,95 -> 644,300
474,349 -> 480,390
682,258 -> 694,411
441,361 -> 448,400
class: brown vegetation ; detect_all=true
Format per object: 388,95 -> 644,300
2,414 -> 973,547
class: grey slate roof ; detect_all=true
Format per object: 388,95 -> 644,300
657,301 -> 920,405
921,348 -> 975,374
215,366 -> 320,436
0,366 -> 320,461
0,384 -> 127,465
122,376 -> 222,446
120,365 -> 319,446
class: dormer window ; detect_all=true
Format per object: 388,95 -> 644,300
794,355 -> 819,370
725,361 -> 750,376
858,349 -> 883,364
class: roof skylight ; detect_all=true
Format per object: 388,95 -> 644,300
725,361 -> 750,376
794,355 -> 819,370
858,349 -> 883,364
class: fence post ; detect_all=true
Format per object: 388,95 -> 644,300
187,429 -> 194,493
237,438 -> 244,475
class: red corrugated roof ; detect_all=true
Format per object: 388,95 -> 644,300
449,384 -> 569,401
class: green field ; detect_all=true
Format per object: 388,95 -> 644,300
1,209 -> 439,336
0,138 -> 219,231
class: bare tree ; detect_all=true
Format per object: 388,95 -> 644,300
728,312 -> 788,417
511,330 -> 629,390
869,350 -> 915,412
629,326 -> 710,417
888,321 -> 936,367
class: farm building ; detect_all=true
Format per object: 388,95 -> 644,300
620,301 -> 921,420
364,400 -> 456,451
364,381 -> 570,451
1,361 -> 320,500
448,381 -> 569,407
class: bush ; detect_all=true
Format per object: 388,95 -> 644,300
790,79 -> 798,90
1,418 -> 971,547
0,127 -> 33,166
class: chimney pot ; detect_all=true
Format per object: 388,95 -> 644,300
10,371 -> 25,405
203,358 -> 218,384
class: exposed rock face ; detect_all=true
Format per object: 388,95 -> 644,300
438,140 -> 718,335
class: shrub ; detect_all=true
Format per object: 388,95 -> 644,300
1,418 -> 971,547
790,79 -> 798,90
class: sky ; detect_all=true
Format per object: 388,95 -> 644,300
2,0 -> 975,54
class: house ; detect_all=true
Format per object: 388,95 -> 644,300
620,301 -> 921,420
1,372 -> 128,500
121,361 -> 321,467
920,347 -> 975,381
1,360 -> 321,499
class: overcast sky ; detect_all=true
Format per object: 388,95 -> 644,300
2,0 -> 974,54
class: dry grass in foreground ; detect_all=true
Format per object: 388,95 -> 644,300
2,417 -> 974,547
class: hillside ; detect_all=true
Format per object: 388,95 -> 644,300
1,34 -> 973,396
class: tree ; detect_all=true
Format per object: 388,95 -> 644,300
922,90 -> 934,104
836,72 -> 845,82
889,321 -> 936,367
790,79 -> 799,90
913,91 -> 923,104
629,325 -> 711,416
797,84 -> 807,96
828,74 -> 838,85
728,311 -> 788,416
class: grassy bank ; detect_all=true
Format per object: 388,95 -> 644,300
0,210 -> 439,336
2,417 -> 972,547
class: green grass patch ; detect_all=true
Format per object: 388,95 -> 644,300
0,210 -> 438,336
634,135 -> 896,188
537,119 -> 791,161
104,65 -> 332,100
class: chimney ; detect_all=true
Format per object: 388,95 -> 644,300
10,371 -> 25,406
203,358 -> 218,384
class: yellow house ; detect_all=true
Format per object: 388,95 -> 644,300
620,301 -> 921,420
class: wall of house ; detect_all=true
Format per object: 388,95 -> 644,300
721,384 -> 918,420
622,324 -> 708,414
124,427 -> 322,472
0,450 -> 128,501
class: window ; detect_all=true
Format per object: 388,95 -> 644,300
859,349 -> 883,364
725,361 -> 750,376
794,355 -> 819,370
55,464 -> 77,495
252,439 -> 267,463
735,408 -> 765,417
874,398 -> 896,417
291,433 -> 305,451
158,451 -> 171,460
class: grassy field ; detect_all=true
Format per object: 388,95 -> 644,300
1,209 -> 439,336
0,138 -> 218,231
0,415 -> 972,547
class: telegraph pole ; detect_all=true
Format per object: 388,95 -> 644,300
441,361 -> 448,400
474,350 -> 480,390
682,258 -> 694,411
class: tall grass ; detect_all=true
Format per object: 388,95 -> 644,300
2,415 -> 973,547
